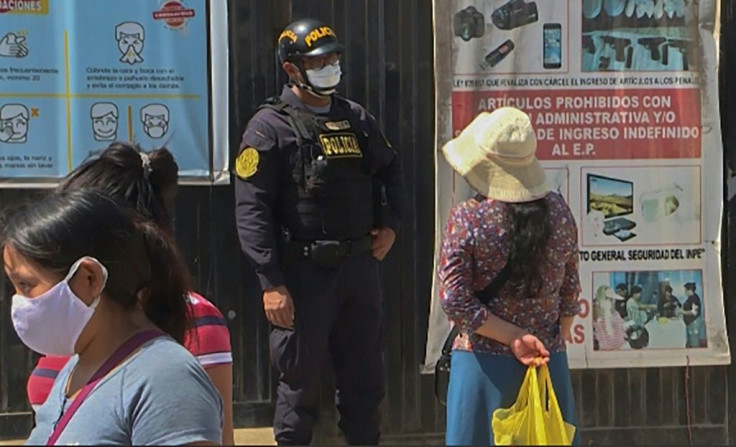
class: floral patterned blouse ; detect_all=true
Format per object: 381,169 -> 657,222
438,192 -> 581,355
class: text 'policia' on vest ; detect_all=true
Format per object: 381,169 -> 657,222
257,93 -> 376,244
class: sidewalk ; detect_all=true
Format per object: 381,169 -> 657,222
235,427 -> 276,445
0,427 -> 276,446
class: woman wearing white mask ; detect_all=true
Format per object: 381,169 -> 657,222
3,190 -> 222,445
26,142 -> 235,446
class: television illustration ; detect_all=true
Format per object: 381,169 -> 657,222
587,173 -> 637,241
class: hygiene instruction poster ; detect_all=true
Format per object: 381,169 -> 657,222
426,0 -> 728,369
0,0 -> 229,183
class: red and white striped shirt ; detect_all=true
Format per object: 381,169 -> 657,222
27,292 -> 232,409
593,313 -> 628,351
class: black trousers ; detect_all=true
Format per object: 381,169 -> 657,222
271,253 -> 386,445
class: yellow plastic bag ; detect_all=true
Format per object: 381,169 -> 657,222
492,364 -> 576,445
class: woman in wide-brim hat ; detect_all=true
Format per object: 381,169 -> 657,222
437,107 -> 581,445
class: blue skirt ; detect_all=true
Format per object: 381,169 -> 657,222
446,350 -> 580,446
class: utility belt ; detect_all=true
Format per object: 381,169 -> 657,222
282,234 -> 373,269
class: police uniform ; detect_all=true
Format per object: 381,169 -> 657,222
234,63 -> 404,444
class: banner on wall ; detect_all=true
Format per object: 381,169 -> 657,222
425,0 -> 729,370
0,0 -> 229,185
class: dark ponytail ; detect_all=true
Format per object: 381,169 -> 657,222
138,220 -> 191,343
57,142 -> 179,232
507,198 -> 551,297
148,149 -> 178,196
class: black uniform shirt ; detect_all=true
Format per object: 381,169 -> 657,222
682,293 -> 701,325
234,86 -> 404,290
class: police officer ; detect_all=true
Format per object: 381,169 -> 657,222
234,18 -> 404,445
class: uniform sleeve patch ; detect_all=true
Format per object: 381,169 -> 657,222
235,147 -> 260,179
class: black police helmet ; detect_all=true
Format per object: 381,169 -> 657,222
278,18 -> 344,64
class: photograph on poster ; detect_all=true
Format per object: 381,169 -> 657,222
581,0 -> 698,71
592,269 -> 706,351
581,166 -> 700,246
452,0 -> 569,74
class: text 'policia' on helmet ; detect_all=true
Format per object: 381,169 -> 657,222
278,18 -> 344,64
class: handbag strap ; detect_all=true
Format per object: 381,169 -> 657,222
441,259 -> 515,356
46,330 -> 165,445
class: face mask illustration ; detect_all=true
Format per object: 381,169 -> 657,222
145,119 -> 168,138
141,104 -> 170,139
11,257 -> 109,356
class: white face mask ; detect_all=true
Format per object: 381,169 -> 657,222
306,62 -> 342,94
11,257 -> 108,356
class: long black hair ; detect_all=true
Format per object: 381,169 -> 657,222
57,142 -> 179,232
1,189 -> 191,343
506,198 -> 551,297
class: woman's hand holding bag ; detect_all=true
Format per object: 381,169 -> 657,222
509,333 -> 550,366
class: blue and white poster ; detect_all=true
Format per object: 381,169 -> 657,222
0,0 -> 228,183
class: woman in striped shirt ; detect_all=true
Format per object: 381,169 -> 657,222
592,285 -> 628,350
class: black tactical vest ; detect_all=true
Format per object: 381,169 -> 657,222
261,97 -> 375,241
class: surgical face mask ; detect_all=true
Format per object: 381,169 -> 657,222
145,123 -> 168,139
306,62 -> 342,94
11,257 -> 108,356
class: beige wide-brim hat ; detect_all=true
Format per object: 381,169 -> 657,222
442,107 -> 548,203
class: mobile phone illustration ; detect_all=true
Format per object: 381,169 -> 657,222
543,23 -> 562,69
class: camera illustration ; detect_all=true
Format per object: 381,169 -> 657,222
491,0 -> 539,31
453,6 -> 485,42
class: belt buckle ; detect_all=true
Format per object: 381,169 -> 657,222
312,239 -> 339,247
311,240 -> 342,256
310,240 -> 343,269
